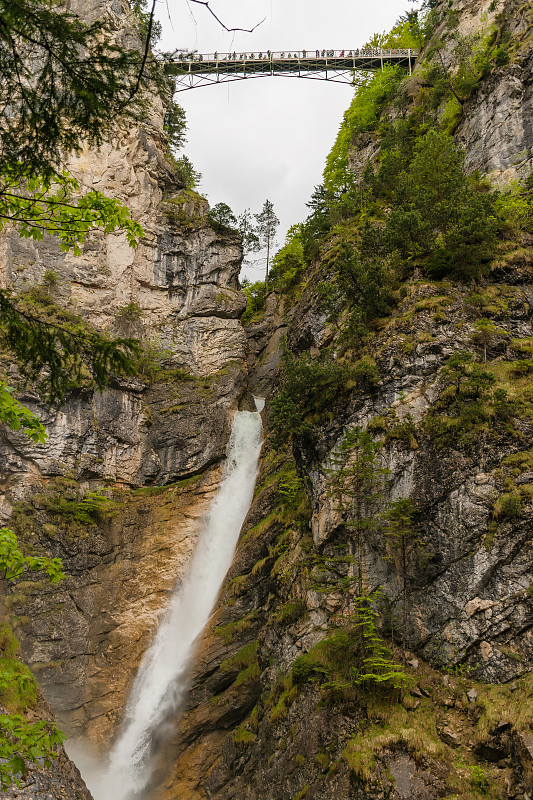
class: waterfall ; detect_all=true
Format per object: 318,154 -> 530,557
78,403 -> 263,800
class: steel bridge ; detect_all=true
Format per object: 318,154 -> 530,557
164,48 -> 418,92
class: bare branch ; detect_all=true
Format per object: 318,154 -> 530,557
189,0 -> 265,33
127,0 -> 157,100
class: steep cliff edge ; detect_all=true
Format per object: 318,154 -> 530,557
2,0 -> 533,797
0,0 -> 248,775
152,1 -> 533,799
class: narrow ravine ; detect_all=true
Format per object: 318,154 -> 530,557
73,402 -> 264,800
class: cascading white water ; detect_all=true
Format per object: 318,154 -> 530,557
79,403 -> 263,800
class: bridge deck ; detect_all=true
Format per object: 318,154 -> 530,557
166,48 -> 417,78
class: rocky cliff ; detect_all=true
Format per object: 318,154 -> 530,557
2,0 -> 533,798
140,1 -> 533,798
0,0 -> 248,784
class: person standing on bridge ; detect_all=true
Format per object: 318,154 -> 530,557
302,49 -> 306,57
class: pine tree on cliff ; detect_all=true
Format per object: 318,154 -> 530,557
255,200 -> 280,291
328,426 -> 388,596
384,498 -> 421,659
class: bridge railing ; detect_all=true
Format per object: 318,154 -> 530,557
170,48 -> 417,63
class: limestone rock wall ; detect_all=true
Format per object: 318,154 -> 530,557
0,0 -> 249,780
144,1 -> 533,797
432,0 -> 533,185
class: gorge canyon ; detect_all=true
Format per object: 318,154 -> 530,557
1,0 -> 533,798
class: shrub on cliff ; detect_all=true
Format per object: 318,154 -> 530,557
0,531 -> 65,787
383,130 -> 498,279
270,348 -> 354,444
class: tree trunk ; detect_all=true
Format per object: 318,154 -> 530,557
265,227 -> 270,290
402,538 -> 407,661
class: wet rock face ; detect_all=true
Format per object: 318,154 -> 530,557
304,282 -> 533,682
0,0 -> 249,778
4,467 -> 223,748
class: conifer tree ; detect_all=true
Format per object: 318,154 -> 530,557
255,200 -> 279,290
383,498 -> 421,658
328,426 -> 389,596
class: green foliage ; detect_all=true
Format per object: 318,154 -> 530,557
236,209 -> 260,257
291,592 -> 408,695
471,318 -> 507,363
423,351 -> 515,449
0,0 -> 147,183
221,641 -> 258,672
0,658 -> 37,713
268,224 -> 305,292
0,714 -> 64,789
255,199 -> 280,285
384,130 -> 497,279
365,15 -> 423,50
163,101 -> 187,151
495,183 -> 533,233
0,170 -> 143,255
116,303 -> 144,323
232,726 -> 256,746
493,492 -> 522,520
350,595 -> 408,690
41,491 -> 115,527
269,347 -> 354,443
0,623 -> 20,660
42,270 -> 59,289
425,27 -> 505,116
333,241 -> 395,341
0,288 -> 140,405
0,533 -> 66,787
130,0 -> 162,41
442,350 -> 475,395
241,280 -> 266,326
470,765 -> 488,793
442,353 -> 496,400
324,65 -> 404,191
351,356 -> 380,386
274,600 -> 307,626
0,528 -> 65,583
0,385 -> 45,443
214,611 -> 258,645
173,155 -> 202,189
291,653 -> 331,686
255,199 -> 279,249
511,359 -> 533,377
208,202 -> 237,231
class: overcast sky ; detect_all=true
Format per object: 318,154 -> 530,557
155,0 -> 410,280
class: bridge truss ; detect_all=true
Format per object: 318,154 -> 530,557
164,49 -> 418,92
